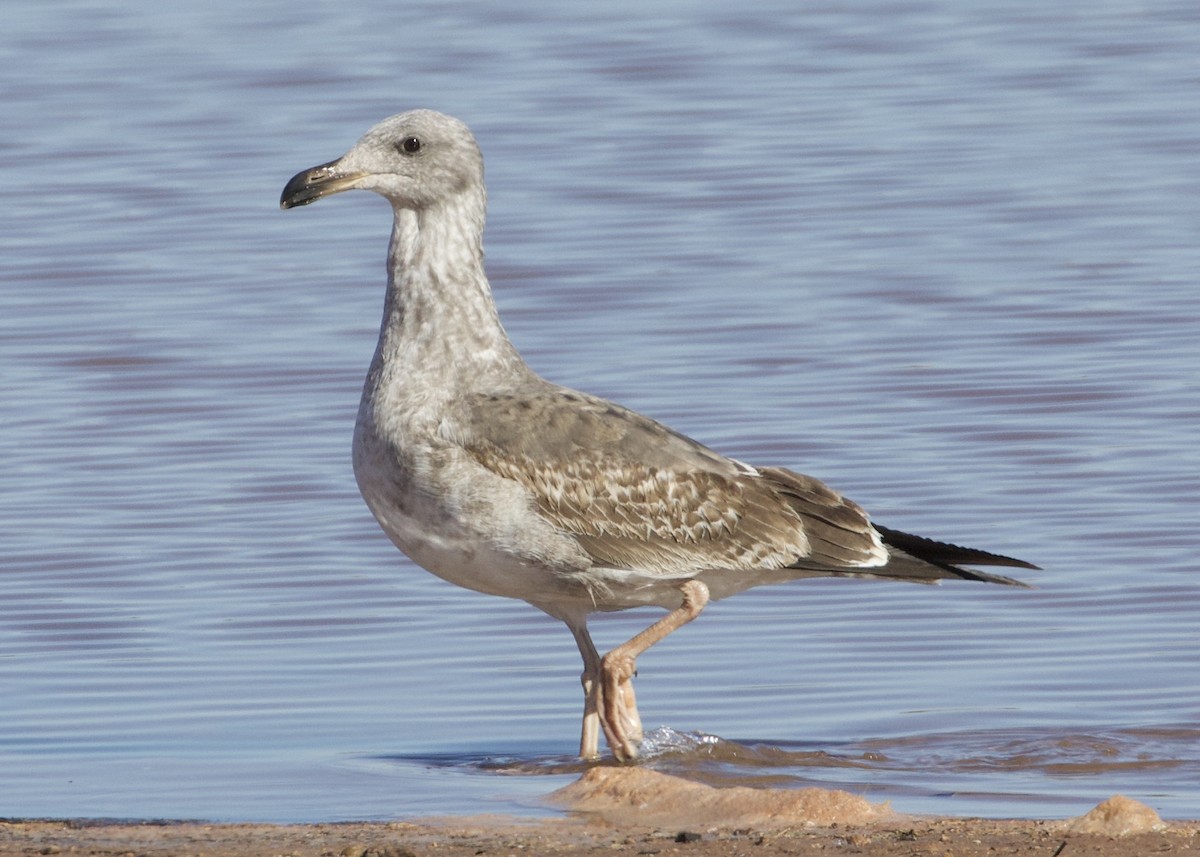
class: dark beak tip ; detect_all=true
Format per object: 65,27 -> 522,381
280,159 -> 355,210
280,168 -> 318,210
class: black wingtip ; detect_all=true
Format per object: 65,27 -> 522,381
874,523 -> 1040,571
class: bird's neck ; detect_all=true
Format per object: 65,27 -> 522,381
373,191 -> 525,388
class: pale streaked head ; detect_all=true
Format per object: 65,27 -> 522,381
280,109 -> 484,211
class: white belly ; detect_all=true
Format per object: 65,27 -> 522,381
351,416 -> 599,610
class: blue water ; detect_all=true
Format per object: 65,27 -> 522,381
2,0 -> 1198,823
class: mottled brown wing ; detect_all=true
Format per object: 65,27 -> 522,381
755,466 -> 887,568
461,389 -> 885,575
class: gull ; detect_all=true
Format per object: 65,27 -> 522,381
280,110 -> 1036,762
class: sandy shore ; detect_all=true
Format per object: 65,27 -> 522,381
3,769 -> 1194,857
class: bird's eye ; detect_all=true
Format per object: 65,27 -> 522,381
398,136 -> 422,154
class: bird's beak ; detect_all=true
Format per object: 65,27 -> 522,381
280,158 -> 368,209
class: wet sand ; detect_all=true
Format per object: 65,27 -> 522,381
2,770 -> 1195,857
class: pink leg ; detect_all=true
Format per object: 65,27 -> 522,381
567,621 -> 603,760
599,580 -> 710,762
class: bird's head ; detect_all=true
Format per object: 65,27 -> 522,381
280,109 -> 484,212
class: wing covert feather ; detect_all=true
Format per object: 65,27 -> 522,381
460,390 -> 886,575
